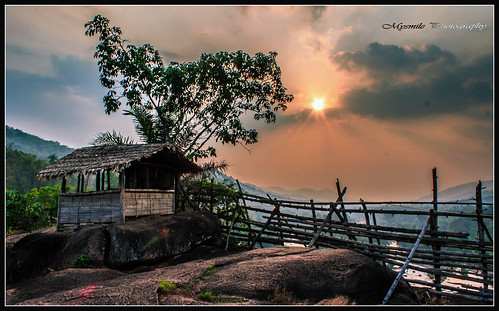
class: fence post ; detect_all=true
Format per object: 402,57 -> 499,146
430,167 -> 441,292
475,180 -> 489,293
336,179 -> 348,222
249,199 -> 280,249
268,195 -> 284,245
310,199 -> 318,232
236,180 -> 255,244
360,199 -> 373,245
383,215 -> 431,304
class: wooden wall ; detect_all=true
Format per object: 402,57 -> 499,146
123,189 -> 175,217
58,189 -> 174,226
58,190 -> 122,224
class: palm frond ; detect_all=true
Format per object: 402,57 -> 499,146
90,130 -> 135,146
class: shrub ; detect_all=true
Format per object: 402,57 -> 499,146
158,281 -> 178,294
73,255 -> 95,268
203,264 -> 217,279
197,290 -> 216,302
6,189 -> 50,233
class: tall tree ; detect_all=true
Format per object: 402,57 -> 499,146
85,15 -> 293,160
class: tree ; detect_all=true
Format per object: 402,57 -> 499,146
85,15 -> 293,160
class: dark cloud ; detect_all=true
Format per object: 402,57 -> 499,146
331,42 -> 492,119
310,6 -> 327,22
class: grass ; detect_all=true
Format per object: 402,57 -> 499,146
158,281 -> 178,295
202,264 -> 217,279
197,290 -> 217,302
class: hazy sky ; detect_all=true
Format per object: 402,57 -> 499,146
5,5 -> 494,201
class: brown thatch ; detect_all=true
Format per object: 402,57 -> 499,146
37,143 -> 202,181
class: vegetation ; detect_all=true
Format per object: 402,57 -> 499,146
201,264 -> 217,279
197,291 -> 217,302
84,14 -> 293,160
6,189 -> 52,233
73,255 -> 95,268
6,145 -> 59,193
5,185 -> 70,234
158,281 -> 178,295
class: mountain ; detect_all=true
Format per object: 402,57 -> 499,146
6,125 -> 74,160
262,186 -> 337,202
417,180 -> 493,204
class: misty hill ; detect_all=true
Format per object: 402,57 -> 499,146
6,125 -> 74,160
417,180 -> 493,204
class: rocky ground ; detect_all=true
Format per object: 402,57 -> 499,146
5,225 -> 491,306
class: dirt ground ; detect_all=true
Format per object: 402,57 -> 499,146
5,226 -> 492,306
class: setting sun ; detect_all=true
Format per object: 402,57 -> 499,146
312,98 -> 325,111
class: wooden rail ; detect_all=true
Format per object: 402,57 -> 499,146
180,168 -> 493,303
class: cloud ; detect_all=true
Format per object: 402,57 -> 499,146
331,42 -> 492,119
5,56 -> 138,148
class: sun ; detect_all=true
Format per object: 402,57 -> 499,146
312,98 -> 325,111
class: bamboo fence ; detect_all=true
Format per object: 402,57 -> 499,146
180,168 -> 493,303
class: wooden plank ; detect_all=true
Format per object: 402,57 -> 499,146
382,215 -> 431,304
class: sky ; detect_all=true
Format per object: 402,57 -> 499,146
5,5 -> 494,201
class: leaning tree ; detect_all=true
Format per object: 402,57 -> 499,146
85,15 -> 294,161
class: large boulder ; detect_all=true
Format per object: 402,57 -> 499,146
6,211 -> 221,285
7,246 -> 418,305
197,246 -> 416,305
55,225 -> 109,270
106,211 -> 220,268
6,232 -> 73,285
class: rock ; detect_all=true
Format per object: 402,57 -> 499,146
6,268 -> 126,305
55,225 -> 109,270
196,246 -> 417,305
7,246 -> 418,305
6,232 -> 73,285
106,211 -> 220,268
6,211 -> 221,285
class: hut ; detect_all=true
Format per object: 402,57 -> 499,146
37,143 -> 202,231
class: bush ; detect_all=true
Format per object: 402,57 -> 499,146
6,189 -> 50,233
27,185 -> 68,219
197,290 -> 216,302
73,255 -> 95,268
158,281 -> 178,294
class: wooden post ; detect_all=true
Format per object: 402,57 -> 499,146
174,174 -> 180,213
107,170 -> 111,190
310,199 -> 318,232
308,186 -> 347,248
475,180 -> 488,293
61,177 -> 66,193
77,173 -> 81,192
336,179 -> 348,222
431,167 -> 441,292
371,212 -> 385,266
96,172 -> 100,191
383,215 -> 431,304
119,171 -> 125,222
236,180 -> 255,244
81,174 -> 85,193
250,201 -> 280,249
360,199 -> 373,244
101,171 -> 105,191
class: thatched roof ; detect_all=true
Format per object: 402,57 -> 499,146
37,143 -> 202,180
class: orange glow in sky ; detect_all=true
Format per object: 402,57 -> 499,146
5,5 -> 493,201
312,98 -> 325,111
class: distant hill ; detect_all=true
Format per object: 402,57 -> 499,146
6,125 -> 74,160
417,180 -> 493,204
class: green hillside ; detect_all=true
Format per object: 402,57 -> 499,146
6,125 -> 74,160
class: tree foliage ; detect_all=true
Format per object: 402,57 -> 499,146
6,145 -> 57,193
6,189 -> 50,233
85,14 -> 293,160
